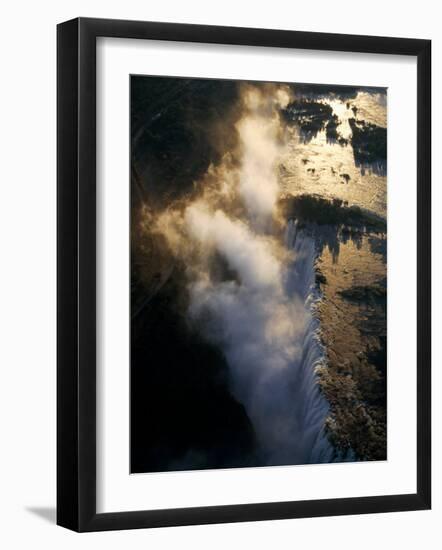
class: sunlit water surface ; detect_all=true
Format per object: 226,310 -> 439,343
280,92 -> 387,218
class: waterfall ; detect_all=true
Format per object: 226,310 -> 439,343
158,83 -> 335,466
283,220 -> 334,464
187,216 -> 334,466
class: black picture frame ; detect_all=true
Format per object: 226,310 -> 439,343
57,17 -> 431,532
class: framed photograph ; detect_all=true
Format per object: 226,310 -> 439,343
57,17 -> 431,532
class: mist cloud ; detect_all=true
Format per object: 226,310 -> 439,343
152,83 -> 333,465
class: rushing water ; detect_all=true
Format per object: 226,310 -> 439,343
282,220 -> 335,463
185,215 -> 335,465
134,80 -> 387,470
176,87 -> 351,466
279,88 -> 387,461
176,86 -> 386,465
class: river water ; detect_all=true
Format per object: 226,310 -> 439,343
280,91 -> 387,217
277,88 -> 387,461
133,81 -> 388,469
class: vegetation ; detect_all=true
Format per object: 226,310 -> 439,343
279,194 -> 386,232
279,193 -> 387,461
282,100 -> 334,141
326,114 -> 339,142
339,284 -> 386,303
317,333 -> 387,461
349,117 -> 387,165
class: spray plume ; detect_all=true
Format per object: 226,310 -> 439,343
151,83 -> 333,465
